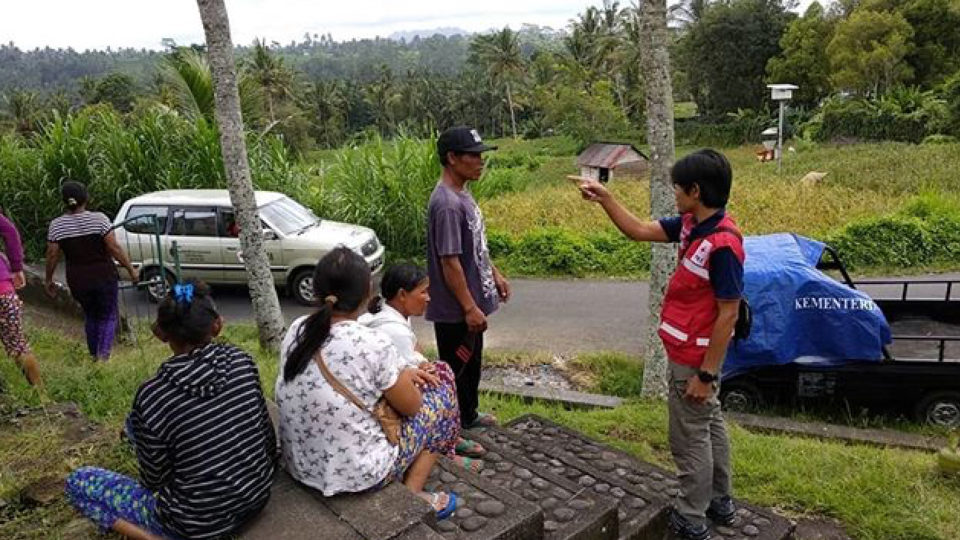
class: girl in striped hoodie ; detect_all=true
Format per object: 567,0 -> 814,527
66,281 -> 276,540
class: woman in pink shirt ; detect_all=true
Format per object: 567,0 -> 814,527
0,210 -> 42,386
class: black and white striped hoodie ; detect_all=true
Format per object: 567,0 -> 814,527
130,342 -> 277,539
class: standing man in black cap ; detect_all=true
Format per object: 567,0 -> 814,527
427,126 -> 510,441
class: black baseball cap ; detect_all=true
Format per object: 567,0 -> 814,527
437,126 -> 498,157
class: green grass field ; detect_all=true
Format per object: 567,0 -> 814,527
480,139 -> 960,239
2,322 -> 959,539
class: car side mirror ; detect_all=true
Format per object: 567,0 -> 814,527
263,228 -> 277,241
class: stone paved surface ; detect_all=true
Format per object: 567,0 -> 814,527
469,425 -> 667,540
494,415 -> 795,540
425,457 -> 544,539
464,436 -> 620,539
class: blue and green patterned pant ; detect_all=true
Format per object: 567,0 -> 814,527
65,466 -> 174,538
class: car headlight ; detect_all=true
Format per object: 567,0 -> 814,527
360,237 -> 379,257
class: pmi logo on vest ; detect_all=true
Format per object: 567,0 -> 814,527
794,297 -> 880,311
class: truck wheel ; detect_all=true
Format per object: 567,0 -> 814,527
290,268 -> 317,306
720,381 -> 762,413
915,392 -> 960,428
141,267 -> 173,303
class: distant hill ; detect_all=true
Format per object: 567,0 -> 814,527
388,27 -> 470,42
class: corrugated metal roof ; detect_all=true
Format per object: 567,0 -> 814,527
576,143 -> 648,168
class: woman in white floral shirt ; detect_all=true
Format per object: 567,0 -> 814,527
277,248 -> 461,519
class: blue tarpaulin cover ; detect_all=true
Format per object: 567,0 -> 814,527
722,233 -> 891,378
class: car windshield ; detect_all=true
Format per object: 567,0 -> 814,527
259,196 -> 320,235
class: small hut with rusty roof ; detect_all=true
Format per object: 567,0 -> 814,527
575,142 -> 648,183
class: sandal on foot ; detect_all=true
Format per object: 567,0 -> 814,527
421,492 -> 457,520
465,413 -> 498,429
455,438 -> 487,458
451,455 -> 484,473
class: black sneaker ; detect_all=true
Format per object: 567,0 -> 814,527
706,496 -> 737,526
667,507 -> 711,540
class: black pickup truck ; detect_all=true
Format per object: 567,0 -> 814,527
718,244 -> 960,428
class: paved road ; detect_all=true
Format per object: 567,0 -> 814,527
116,278 -> 652,354
38,263 -> 960,355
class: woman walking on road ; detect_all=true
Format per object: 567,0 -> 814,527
44,181 -> 138,360
0,210 -> 42,386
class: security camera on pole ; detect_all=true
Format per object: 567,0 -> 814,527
767,84 -> 798,174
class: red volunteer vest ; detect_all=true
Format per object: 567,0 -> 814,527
658,213 -> 745,368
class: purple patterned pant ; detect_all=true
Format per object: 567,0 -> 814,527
71,281 -> 118,360
65,466 -> 176,538
376,361 -> 461,486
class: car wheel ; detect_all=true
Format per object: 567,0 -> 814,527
141,267 -> 173,303
915,392 -> 960,428
290,268 -> 317,306
720,381 -> 762,413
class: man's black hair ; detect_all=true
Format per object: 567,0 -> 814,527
671,149 -> 732,209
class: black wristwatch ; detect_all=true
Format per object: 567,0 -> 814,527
697,370 -> 718,383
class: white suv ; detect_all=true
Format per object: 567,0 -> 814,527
113,189 -> 385,305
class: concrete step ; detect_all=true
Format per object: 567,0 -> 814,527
424,456 -> 544,539
239,470 -> 433,540
468,424 -> 668,540
492,415 -> 795,540
465,432 -> 620,539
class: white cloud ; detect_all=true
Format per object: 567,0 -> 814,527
3,0 -> 817,51
2,0 -> 600,51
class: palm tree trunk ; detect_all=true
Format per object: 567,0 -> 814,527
506,81 -> 518,139
196,0 -> 285,351
638,0 -> 677,399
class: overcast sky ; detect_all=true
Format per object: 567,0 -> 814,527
3,0 -> 606,51
4,0 -> 817,51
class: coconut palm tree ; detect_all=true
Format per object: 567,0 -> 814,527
637,0 -> 678,398
161,47 -> 264,126
669,0 -> 710,27
195,0 -> 284,351
244,39 -> 296,123
469,28 -> 525,139
1,89 -> 40,135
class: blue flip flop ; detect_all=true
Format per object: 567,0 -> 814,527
433,492 -> 458,520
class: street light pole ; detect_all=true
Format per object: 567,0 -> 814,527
767,84 -> 797,176
777,100 -> 785,174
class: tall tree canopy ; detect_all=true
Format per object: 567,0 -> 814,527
827,9 -> 914,95
766,2 -> 834,105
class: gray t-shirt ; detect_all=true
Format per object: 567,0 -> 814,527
425,181 -> 499,323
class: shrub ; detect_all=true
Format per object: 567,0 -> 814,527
471,167 -> 536,200
808,92 -> 948,143
825,197 -> 960,269
489,228 -> 651,277
674,109 -> 774,148
484,151 -> 541,171
921,134 -> 958,144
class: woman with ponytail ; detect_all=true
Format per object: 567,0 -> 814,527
277,248 -> 460,520
45,181 -> 138,360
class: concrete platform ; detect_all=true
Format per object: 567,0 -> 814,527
500,415 -> 795,540
238,471 -> 432,540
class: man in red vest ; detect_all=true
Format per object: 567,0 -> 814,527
578,149 -> 744,540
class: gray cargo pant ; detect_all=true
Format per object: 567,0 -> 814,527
668,361 -> 732,526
